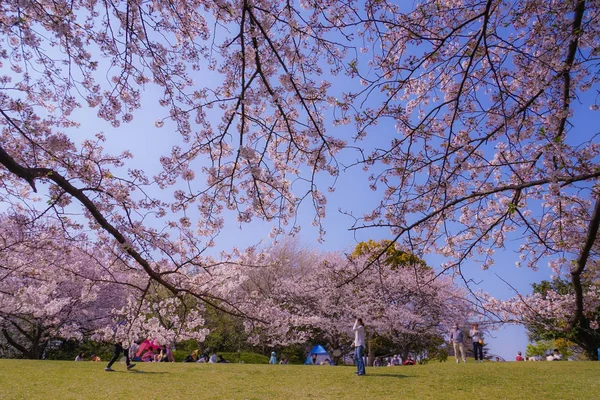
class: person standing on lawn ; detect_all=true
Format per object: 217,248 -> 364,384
470,323 -> 484,362
352,318 -> 366,376
449,323 -> 466,363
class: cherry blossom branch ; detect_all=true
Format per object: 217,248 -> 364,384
0,143 -> 255,321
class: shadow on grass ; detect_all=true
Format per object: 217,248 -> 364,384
367,373 -> 411,379
107,370 -> 169,375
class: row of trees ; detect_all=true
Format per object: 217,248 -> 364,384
1,217 -> 470,361
0,0 -> 598,358
236,240 -> 472,364
2,212 -> 598,361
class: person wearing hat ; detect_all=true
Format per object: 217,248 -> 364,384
269,351 -> 277,364
449,323 -> 466,363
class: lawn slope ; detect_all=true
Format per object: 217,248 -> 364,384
0,359 -> 598,399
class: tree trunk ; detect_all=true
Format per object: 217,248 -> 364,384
2,328 -> 32,359
582,345 -> 598,361
401,348 -> 409,362
574,320 -> 600,361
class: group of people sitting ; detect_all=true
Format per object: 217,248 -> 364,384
135,346 -> 175,362
372,354 -> 415,366
74,352 -> 101,362
546,349 -> 563,361
515,349 -> 563,362
182,349 -> 229,363
308,353 -> 333,365
124,340 -> 175,363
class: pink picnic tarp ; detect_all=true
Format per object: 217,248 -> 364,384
135,340 -> 175,362
136,340 -> 162,358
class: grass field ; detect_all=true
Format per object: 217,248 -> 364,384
0,359 -> 598,399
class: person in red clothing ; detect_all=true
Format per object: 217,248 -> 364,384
515,351 -> 524,361
403,355 -> 415,365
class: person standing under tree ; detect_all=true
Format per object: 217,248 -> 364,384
449,323 -> 466,363
470,323 -> 484,362
105,320 -> 136,372
352,318 -> 366,376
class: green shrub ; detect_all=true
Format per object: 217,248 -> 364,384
172,350 -> 189,362
281,345 -> 307,364
46,339 -> 113,361
175,340 -> 200,354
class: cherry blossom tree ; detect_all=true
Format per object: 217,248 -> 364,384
485,270 -> 600,359
237,243 -> 471,363
0,0 -> 347,322
0,0 -> 599,356
338,1 -> 600,356
0,214 -> 124,358
0,214 -> 209,357
339,0 -> 600,353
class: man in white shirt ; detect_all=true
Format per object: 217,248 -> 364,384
352,318 -> 366,376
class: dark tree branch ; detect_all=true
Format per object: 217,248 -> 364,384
571,193 -> 600,324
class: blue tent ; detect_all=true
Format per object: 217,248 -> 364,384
304,344 -> 333,365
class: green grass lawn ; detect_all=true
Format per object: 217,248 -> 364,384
0,359 -> 598,399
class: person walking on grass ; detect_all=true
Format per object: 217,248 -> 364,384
470,323 -> 484,362
105,320 -> 136,372
352,318 -> 366,376
449,323 -> 466,363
